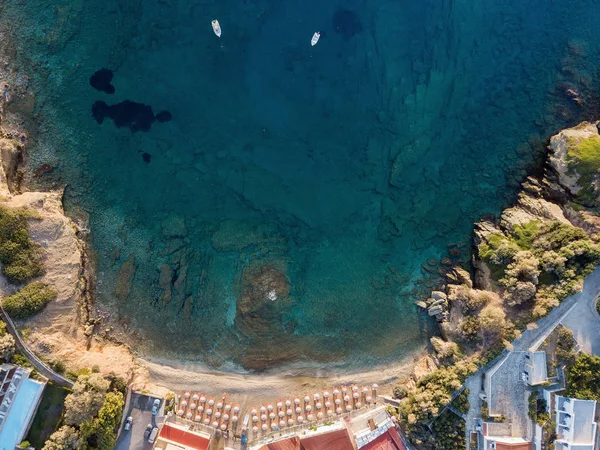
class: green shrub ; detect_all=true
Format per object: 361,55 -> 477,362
51,360 -> 66,375
0,206 -> 45,284
2,282 -> 57,320
392,385 -> 407,399
567,135 -> 600,205
106,372 -> 127,395
556,327 -> 577,366
511,221 -> 540,250
431,409 -> 466,450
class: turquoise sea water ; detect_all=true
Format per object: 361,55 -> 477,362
3,0 -> 600,372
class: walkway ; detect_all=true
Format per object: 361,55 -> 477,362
464,267 -> 600,449
0,304 -> 73,388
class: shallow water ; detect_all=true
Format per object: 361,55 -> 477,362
3,0 -> 600,372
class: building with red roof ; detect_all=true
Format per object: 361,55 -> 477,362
360,426 -> 405,450
153,423 -> 212,450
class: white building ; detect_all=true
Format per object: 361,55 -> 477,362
523,351 -> 548,386
0,364 -> 45,449
555,395 -> 597,450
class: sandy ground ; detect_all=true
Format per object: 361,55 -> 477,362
135,351 -> 424,408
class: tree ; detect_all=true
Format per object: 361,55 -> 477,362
63,373 -> 109,425
478,305 -> 507,345
42,426 -> 80,450
566,353 -> 600,402
79,391 -> 124,450
0,333 -> 15,361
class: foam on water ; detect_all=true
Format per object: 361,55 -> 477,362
3,0 -> 600,372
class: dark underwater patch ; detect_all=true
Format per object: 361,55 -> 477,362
92,100 -> 171,133
89,69 -> 115,94
141,152 -> 151,163
332,9 -> 363,39
155,111 -> 172,123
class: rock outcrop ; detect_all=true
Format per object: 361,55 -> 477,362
548,121 -> 599,198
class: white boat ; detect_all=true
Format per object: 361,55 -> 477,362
212,20 -> 222,37
311,32 -> 320,46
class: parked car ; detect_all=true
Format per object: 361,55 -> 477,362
148,427 -> 159,444
124,416 -> 133,431
144,423 -> 153,438
152,398 -> 161,415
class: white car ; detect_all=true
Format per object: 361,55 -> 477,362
148,427 -> 159,444
124,416 -> 133,431
151,398 -> 161,415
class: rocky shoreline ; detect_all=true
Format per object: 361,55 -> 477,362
399,121 -> 600,447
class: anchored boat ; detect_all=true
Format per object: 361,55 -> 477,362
311,31 -> 320,46
212,20 -> 222,37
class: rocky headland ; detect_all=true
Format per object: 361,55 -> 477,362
401,121 -> 600,448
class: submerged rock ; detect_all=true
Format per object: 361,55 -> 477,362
92,100 -> 171,133
114,254 -> 136,302
332,9 -> 362,39
89,69 -> 115,94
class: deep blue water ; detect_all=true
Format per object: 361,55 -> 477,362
3,0 -> 600,372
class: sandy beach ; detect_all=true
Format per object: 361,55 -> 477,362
136,350 -> 424,407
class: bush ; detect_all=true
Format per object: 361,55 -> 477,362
2,282 -> 57,320
392,385 -> 407,400
51,360 -> 66,375
106,372 -> 127,395
0,334 -> 15,361
556,327 -> 577,366
431,409 -> 466,450
0,206 -> 45,284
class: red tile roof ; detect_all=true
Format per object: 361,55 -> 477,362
158,424 -> 211,450
361,427 -> 406,450
257,436 -> 302,450
495,443 -> 532,450
300,429 -> 354,450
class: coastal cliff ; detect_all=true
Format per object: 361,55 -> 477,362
0,112 -> 134,381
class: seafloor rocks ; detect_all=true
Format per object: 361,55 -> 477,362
114,254 -> 136,303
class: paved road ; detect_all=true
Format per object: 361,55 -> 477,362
0,304 -> 73,388
115,392 -> 163,450
562,273 -> 600,356
463,267 -> 600,449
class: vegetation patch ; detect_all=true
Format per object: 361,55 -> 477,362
477,220 -> 600,318
567,135 -> 600,206
0,205 -> 45,284
565,353 -> 600,402
527,391 -> 549,426
43,372 -> 125,450
26,383 -> 70,448
2,282 -> 57,320
431,409 -> 466,450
